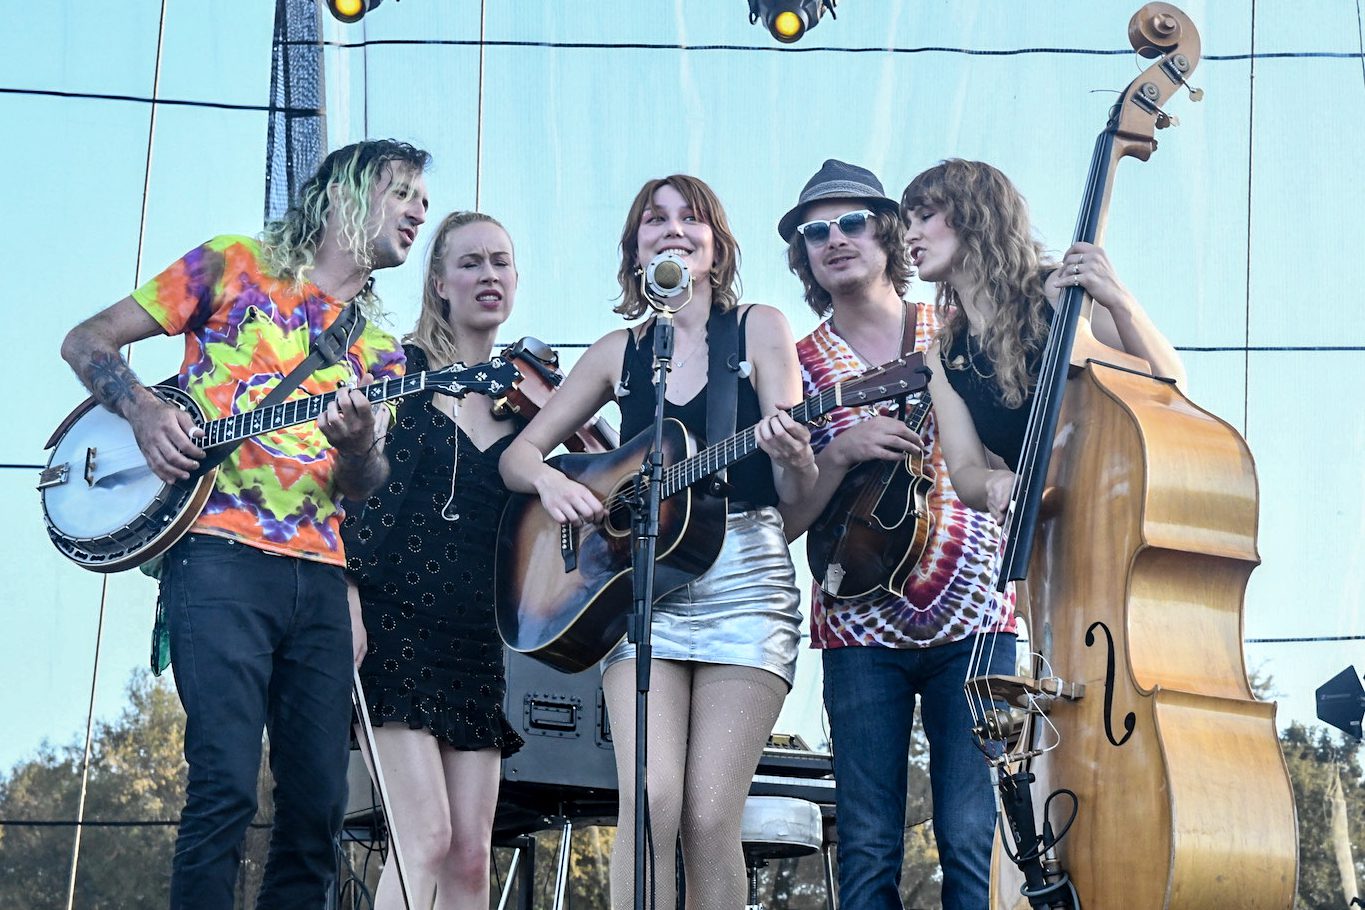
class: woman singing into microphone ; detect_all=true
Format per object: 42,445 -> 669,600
499,175 -> 817,910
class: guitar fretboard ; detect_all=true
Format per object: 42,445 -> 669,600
660,367 -> 922,498
197,360 -> 511,448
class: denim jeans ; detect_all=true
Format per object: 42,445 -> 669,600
162,534 -> 353,910
823,634 -> 1016,910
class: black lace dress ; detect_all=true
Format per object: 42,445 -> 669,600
342,345 -> 523,757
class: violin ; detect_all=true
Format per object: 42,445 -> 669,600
805,390 -> 935,599
491,337 -> 619,454
970,6 -> 1298,908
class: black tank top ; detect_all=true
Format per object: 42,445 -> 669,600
940,310 -> 1050,472
618,307 -> 778,507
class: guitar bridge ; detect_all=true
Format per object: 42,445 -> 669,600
37,463 -> 70,490
559,523 -> 578,573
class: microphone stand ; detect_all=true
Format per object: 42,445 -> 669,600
629,300 -> 677,910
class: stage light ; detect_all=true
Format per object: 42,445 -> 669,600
748,0 -> 836,44
325,0 -> 386,25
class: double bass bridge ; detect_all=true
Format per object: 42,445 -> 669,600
967,673 -> 1086,752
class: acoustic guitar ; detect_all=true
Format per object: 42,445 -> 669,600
40,358 -> 519,573
495,354 -> 931,673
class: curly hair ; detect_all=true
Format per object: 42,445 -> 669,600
785,208 -> 910,318
614,175 -> 742,320
259,139 -> 431,314
900,159 -> 1054,408
407,211 -> 514,368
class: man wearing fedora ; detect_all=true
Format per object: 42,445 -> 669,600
777,159 -> 1018,910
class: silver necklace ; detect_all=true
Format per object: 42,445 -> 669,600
669,326 -> 707,369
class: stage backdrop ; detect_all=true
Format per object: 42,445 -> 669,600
2,0 -> 1362,904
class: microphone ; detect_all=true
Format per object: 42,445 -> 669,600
645,252 -> 690,300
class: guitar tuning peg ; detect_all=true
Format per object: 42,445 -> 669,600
615,380 -> 631,398
736,359 -> 752,379
1185,84 -> 1204,102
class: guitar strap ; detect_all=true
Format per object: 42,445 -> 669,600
896,302 -> 915,421
704,305 -> 740,489
191,293 -> 368,477
148,293 -> 368,673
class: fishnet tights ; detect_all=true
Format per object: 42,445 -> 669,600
603,659 -> 788,910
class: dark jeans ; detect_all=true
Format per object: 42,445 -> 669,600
163,534 -> 353,910
823,634 -> 1017,910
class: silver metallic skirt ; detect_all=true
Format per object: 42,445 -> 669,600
602,505 -> 801,687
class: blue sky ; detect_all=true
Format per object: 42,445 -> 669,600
3,1 -> 1363,776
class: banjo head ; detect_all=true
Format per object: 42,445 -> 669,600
40,385 -> 208,572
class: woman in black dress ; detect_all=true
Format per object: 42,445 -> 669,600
343,210 -> 524,909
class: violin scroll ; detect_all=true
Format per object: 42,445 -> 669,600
492,336 -> 618,454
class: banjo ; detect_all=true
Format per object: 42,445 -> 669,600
39,358 -> 519,573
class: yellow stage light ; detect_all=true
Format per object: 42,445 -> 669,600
325,0 -> 387,25
773,10 -> 804,41
748,1 -> 834,45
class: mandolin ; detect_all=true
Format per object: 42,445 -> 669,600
805,389 -> 935,599
495,354 -> 931,673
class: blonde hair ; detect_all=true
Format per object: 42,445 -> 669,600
614,175 -> 742,319
259,139 -> 430,314
406,211 -> 514,368
901,159 -> 1054,408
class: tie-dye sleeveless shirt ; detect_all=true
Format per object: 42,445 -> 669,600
797,301 -> 1016,648
132,235 -> 405,566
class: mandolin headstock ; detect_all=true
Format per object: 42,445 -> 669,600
1112,3 -> 1203,162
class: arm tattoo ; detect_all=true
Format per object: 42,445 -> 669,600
84,350 -> 144,417
335,444 -> 390,500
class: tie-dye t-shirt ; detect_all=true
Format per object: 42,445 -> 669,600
132,235 -> 405,566
797,301 -> 1016,648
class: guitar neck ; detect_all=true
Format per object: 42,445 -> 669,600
905,392 -> 932,432
660,385 -> 840,499
200,373 -> 430,448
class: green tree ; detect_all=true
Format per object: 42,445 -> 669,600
1281,723 -> 1365,910
0,669 -> 187,909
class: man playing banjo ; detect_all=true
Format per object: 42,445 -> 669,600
58,139 -> 430,909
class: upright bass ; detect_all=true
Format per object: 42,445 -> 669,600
971,5 -> 1298,908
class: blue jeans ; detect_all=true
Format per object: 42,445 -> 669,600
163,534 -> 353,910
823,634 -> 1016,910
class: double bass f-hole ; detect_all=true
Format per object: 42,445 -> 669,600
1083,621 -> 1136,748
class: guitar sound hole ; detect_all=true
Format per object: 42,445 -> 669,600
604,494 -> 633,539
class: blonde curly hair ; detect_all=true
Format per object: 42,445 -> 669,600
259,139 -> 431,314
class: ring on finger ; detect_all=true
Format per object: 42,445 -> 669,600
1071,263 -> 1080,275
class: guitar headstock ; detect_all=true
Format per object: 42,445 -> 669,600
1112,3 -> 1203,162
425,357 -> 521,398
837,352 -> 932,408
